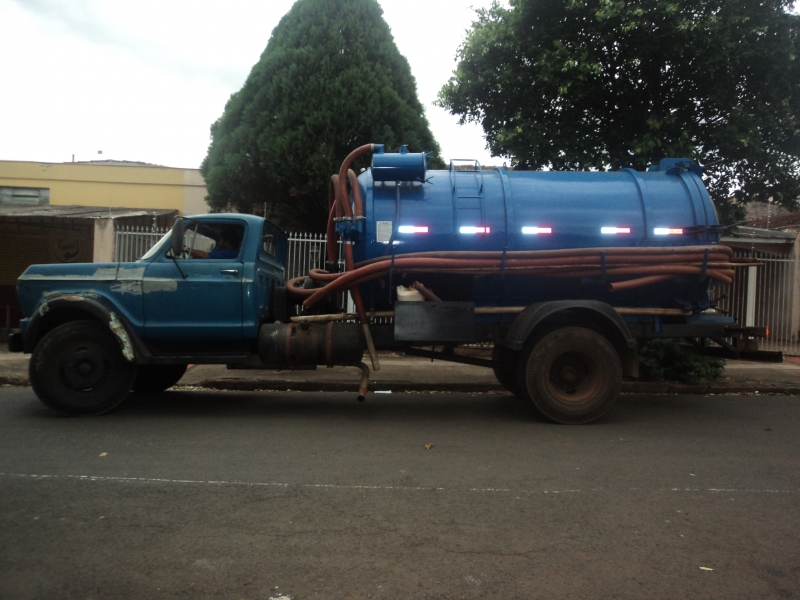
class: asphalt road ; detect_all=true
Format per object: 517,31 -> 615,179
1,387 -> 799,600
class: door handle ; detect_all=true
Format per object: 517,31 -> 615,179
220,269 -> 239,275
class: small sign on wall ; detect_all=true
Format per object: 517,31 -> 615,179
49,238 -> 90,263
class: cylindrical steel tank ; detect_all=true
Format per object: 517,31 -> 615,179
350,154 -> 722,310
357,157 -> 718,258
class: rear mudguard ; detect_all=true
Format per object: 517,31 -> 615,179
502,300 -> 638,378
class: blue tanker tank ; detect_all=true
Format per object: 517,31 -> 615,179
344,146 -> 723,311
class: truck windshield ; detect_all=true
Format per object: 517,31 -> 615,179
138,231 -> 172,261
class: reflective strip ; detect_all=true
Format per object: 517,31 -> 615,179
398,226 -> 429,234
601,227 -> 631,234
521,227 -> 552,234
460,226 -> 490,234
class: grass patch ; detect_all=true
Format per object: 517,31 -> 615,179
638,339 -> 725,385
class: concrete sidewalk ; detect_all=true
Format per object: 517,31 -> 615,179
3,346 -> 800,395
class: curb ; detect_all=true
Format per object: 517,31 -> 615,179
0,375 -> 30,387
190,379 -> 502,394
1,375 -> 798,396
622,382 -> 800,395
188,378 -> 800,396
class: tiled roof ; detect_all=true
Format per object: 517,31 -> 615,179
0,205 -> 176,220
746,211 -> 800,231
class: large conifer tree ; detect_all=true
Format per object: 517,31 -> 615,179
201,0 -> 442,231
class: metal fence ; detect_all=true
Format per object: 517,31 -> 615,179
709,249 -> 800,355
113,226 -> 344,278
111,226 -> 799,354
284,232 -> 344,280
115,225 -> 170,262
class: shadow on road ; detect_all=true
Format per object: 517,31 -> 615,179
6,386 -> 792,429
112,389 -> 741,427
119,389 -> 547,423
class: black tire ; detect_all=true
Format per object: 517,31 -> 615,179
131,364 -> 188,393
492,344 -> 523,396
521,327 -> 622,424
29,320 -> 137,416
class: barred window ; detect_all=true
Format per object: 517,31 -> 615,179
0,186 -> 50,206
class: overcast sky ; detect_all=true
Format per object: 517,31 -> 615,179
0,0 -> 508,169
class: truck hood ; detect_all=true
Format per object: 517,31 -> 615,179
19,262 -> 123,282
16,262 -> 145,318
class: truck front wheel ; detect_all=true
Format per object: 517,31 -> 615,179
29,320 -> 137,416
521,327 -> 621,424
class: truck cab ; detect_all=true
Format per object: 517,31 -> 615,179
12,214 -> 288,415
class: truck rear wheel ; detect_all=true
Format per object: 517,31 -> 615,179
29,320 -> 137,416
132,364 -> 188,393
521,327 -> 621,424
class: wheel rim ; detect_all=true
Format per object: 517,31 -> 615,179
59,344 -> 111,392
545,350 -> 601,406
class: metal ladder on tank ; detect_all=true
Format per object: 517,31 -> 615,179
449,159 -> 486,233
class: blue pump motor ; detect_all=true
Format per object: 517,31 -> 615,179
371,144 -> 427,183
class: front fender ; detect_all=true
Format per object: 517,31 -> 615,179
23,293 -> 149,363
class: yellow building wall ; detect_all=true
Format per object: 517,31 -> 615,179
183,168 -> 212,215
0,161 -> 208,214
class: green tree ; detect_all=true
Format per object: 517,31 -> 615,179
438,0 -> 800,223
201,0 -> 443,231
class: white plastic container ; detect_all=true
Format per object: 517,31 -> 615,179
396,285 -> 425,302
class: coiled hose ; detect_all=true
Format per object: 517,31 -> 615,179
288,245 -> 753,308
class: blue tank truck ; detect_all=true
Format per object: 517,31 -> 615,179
8,144 -> 760,423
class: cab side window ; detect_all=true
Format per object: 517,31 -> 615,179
182,223 -> 244,260
262,223 -> 279,257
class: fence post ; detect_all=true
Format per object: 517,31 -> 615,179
745,265 -> 757,327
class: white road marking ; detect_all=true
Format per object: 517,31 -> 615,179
1,472 -> 797,495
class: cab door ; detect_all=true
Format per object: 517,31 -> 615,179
142,221 -> 245,339
255,220 -> 288,324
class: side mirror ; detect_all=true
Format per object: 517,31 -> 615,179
170,218 -> 186,257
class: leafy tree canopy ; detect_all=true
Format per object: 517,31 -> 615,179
438,0 -> 800,223
201,0 -> 442,231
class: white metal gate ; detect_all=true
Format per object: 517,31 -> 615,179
115,225 -> 170,262
113,227 -> 345,277
709,249 -> 800,355
284,232 -> 345,280
285,232 -> 351,312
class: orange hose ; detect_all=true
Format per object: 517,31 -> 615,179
326,175 -> 341,264
609,275 -> 676,292
286,276 -> 317,298
337,144 -> 372,218
300,252 -> 740,307
412,281 -> 442,302
308,268 -> 341,282
333,145 -> 380,370
347,169 -> 363,221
